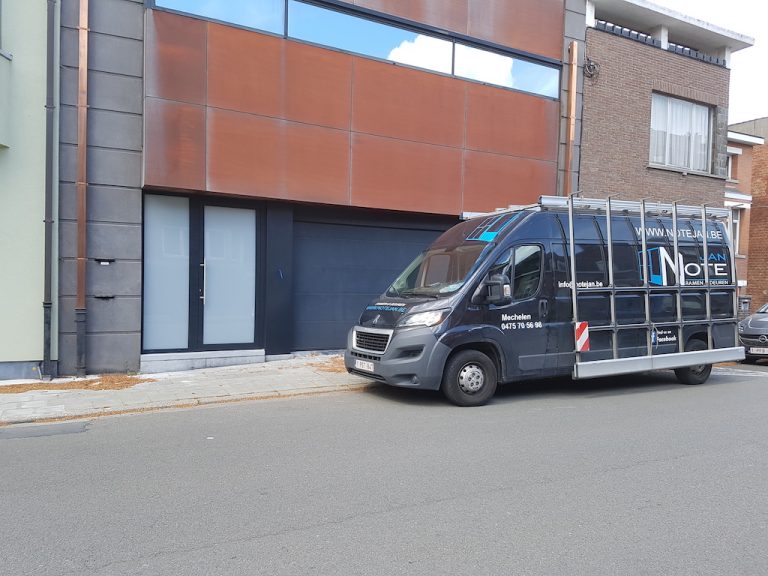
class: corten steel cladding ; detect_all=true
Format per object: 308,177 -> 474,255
143,7 -> 561,215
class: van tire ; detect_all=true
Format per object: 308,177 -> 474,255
441,350 -> 498,407
674,339 -> 712,385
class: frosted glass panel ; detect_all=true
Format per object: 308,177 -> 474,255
144,195 -> 189,350
203,207 -> 256,345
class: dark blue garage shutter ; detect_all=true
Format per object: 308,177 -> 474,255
292,222 -> 444,350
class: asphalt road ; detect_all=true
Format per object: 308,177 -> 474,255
2,365 -> 768,576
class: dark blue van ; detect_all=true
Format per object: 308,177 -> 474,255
345,196 -> 744,406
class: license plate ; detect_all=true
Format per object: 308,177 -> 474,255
749,347 -> 768,355
355,359 -> 375,372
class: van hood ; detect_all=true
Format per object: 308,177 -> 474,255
358,297 -> 451,329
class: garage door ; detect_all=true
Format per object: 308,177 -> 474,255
293,222 -> 445,350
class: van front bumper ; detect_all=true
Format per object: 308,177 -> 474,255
345,326 -> 450,390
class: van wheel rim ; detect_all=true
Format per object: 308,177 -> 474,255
458,363 -> 485,394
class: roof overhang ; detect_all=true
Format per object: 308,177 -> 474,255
728,131 -> 765,146
590,0 -> 754,54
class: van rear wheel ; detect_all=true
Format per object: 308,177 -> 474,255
674,339 -> 712,385
442,350 -> 498,407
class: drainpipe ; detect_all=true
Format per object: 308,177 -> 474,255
75,0 -> 89,377
563,41 -> 578,197
42,0 -> 57,378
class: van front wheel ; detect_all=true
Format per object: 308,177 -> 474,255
674,339 -> 712,385
442,350 -> 498,407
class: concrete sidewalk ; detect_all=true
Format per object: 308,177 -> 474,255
0,354 -> 371,425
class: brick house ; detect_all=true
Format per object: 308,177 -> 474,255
723,130 -> 765,311
581,0 -> 753,207
730,117 -> 768,311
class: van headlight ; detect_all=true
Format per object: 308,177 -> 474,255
738,322 -> 745,333
398,309 -> 449,328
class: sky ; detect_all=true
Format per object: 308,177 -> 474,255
651,0 -> 768,124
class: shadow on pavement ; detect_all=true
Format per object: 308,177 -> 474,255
364,367 -> 746,407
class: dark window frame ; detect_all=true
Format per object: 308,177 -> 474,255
141,192 -> 267,355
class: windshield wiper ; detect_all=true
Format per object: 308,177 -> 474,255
401,289 -> 440,299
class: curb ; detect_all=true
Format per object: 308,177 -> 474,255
0,382 -> 374,427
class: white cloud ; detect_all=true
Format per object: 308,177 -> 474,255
387,34 -> 453,74
454,45 -> 514,88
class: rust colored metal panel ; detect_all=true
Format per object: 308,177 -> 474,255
282,122 -> 350,204
207,108 -> 280,197
352,133 -> 462,215
468,0 -> 564,60
146,10 -> 207,104
207,23 -> 283,118
463,151 -> 556,213
207,108 -> 349,204
144,97 -> 206,191
466,83 -> 559,162
352,58 -> 464,148
285,42 -> 353,130
353,0 -> 469,34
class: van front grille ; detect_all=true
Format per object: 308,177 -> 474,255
354,330 -> 391,353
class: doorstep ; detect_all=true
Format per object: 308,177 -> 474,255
140,349 -> 266,374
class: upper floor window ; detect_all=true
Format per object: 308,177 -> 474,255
650,93 -> 712,173
155,0 -> 285,34
454,44 -> 559,97
153,0 -> 560,99
288,1 -> 453,75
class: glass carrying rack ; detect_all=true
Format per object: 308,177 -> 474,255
489,195 -> 745,379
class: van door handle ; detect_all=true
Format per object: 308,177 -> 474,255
539,299 -> 549,318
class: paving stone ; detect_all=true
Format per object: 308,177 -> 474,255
0,354 -> 365,423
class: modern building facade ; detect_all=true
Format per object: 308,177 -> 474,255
730,117 -> 768,311
580,0 -> 753,206
0,0 -> 59,379
53,0 -> 587,375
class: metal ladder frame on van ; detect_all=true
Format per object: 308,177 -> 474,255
540,194 -> 744,379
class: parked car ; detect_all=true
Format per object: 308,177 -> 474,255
739,303 -> 768,363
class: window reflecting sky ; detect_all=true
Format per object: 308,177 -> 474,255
156,0 -> 285,34
455,44 -> 559,98
288,1 -> 453,74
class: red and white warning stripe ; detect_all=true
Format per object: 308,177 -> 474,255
575,321 -> 590,352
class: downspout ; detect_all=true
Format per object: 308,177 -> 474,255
75,0 -> 89,377
42,0 -> 57,378
563,40 -> 578,197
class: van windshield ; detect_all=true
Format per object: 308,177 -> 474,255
387,242 -> 494,298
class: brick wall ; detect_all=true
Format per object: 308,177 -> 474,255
581,28 -> 729,205
747,144 -> 768,309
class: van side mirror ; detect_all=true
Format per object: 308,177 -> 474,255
472,274 -> 512,306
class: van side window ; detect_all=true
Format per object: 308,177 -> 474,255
488,250 -> 512,277
513,245 -> 542,299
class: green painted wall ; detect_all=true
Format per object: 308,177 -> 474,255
0,0 -> 58,366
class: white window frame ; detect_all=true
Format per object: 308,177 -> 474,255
731,208 -> 742,256
650,93 -> 713,173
